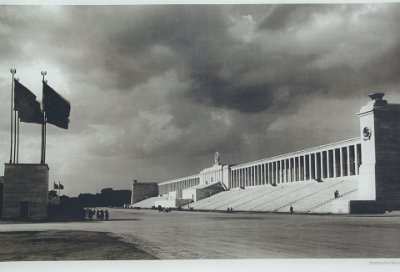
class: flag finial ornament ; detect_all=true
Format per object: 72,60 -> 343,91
41,71 -> 47,82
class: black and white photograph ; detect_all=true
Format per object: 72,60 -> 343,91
0,1 -> 400,271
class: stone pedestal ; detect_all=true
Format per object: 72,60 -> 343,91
2,164 -> 49,220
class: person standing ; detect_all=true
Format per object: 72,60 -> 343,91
105,210 -> 109,220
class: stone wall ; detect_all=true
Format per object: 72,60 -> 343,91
374,108 -> 400,201
131,181 -> 159,204
195,182 -> 225,201
182,188 -> 196,201
2,164 -> 49,220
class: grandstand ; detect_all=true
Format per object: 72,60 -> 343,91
130,94 -> 400,214
179,176 -> 358,214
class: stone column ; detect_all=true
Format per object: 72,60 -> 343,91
250,166 -> 254,186
241,168 -> 244,187
255,165 -> 258,186
247,167 -> 250,187
251,166 -> 253,186
263,163 -> 267,185
235,171 -> 238,188
355,144 -> 359,175
319,152 -> 323,179
261,164 -> 264,185
347,146 -> 351,176
339,147 -> 343,177
256,165 -> 259,186
254,165 -> 257,186
234,171 -> 237,188
250,166 -> 253,186
332,149 -> 336,178
313,154 -> 317,179
242,168 -> 245,187
276,161 -> 279,184
243,168 -> 246,187
326,150 -> 330,178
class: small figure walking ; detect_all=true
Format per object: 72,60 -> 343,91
334,190 -> 340,199
105,210 -> 109,220
88,210 -> 93,220
290,205 -> 294,214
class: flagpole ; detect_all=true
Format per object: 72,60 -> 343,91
16,114 -> 20,164
41,71 -> 47,164
9,69 -> 16,164
13,78 -> 18,163
44,117 -> 47,164
13,102 -> 17,164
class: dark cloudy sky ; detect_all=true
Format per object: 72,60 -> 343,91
1,4 -> 400,196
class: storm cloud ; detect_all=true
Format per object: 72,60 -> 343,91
0,4 -> 400,195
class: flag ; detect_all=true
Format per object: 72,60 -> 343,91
54,182 -> 59,190
43,82 -> 71,129
14,79 -> 43,124
59,183 -> 64,190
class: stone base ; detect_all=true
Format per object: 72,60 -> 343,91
2,164 -> 49,220
350,200 -> 400,214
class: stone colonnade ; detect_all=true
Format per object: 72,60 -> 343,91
158,175 -> 200,196
202,169 -> 223,185
230,138 -> 362,188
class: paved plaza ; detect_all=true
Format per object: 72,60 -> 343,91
1,209 -> 400,259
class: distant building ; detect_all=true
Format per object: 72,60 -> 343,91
130,180 -> 159,205
0,176 -> 3,218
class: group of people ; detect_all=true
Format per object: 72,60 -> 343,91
85,209 -> 109,220
157,205 -> 172,213
226,207 -> 234,213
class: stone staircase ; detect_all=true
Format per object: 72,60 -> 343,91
130,195 -> 168,208
180,176 -> 359,214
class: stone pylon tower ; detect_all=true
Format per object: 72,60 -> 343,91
357,93 -> 400,204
